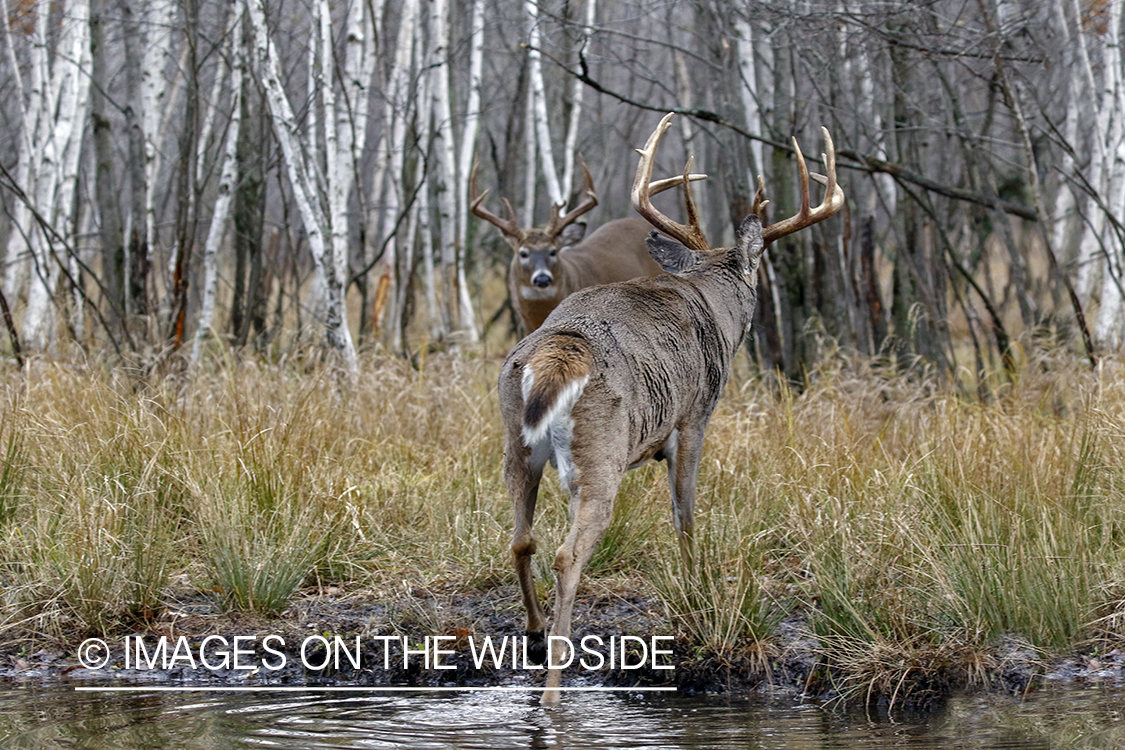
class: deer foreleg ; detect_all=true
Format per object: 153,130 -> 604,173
541,477 -> 619,706
668,425 -> 705,568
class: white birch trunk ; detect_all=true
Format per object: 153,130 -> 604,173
420,174 -> 439,340
526,0 -> 563,208
1073,0 -> 1115,302
858,48 -> 894,218
391,0 -> 432,349
1050,0 -> 1080,266
375,0 -> 419,351
523,81 -> 537,226
70,204 -> 91,341
1095,0 -> 1125,349
735,15 -> 763,177
337,0 -> 375,204
23,0 -> 91,351
195,8 -> 240,189
319,0 -> 352,356
561,0 -> 595,199
245,0 -> 358,369
304,21 -> 327,326
193,9 -> 244,365
430,0 -> 457,338
1,1 -> 34,296
454,0 -> 485,342
416,42 -> 440,339
142,0 -> 177,272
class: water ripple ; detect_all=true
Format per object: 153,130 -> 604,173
0,679 -> 1117,748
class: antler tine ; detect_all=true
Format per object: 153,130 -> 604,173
796,138 -> 811,220
631,113 -> 710,252
681,156 -> 703,245
761,127 -> 845,246
821,126 -> 839,210
548,159 -> 598,238
752,175 -> 769,221
648,172 -> 707,195
470,164 -> 524,240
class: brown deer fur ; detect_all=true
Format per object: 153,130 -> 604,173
508,217 -> 664,334
496,114 -> 844,706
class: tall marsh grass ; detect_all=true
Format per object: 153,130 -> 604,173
0,346 -> 1121,704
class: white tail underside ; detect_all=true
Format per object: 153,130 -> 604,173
521,366 -> 589,489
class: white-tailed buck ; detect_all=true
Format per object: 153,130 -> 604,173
498,113 -> 844,706
471,164 -> 701,334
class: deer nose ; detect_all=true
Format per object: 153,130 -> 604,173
532,273 -> 553,288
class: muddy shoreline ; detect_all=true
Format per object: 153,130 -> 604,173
3,583 -> 1123,711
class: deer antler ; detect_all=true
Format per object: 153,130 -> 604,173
470,164 -> 524,241
546,161 -> 598,239
631,113 -> 710,252
755,127 -> 844,246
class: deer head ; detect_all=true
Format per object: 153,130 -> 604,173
471,163 -> 599,292
470,161 -> 705,333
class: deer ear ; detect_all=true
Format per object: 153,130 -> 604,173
645,231 -> 699,274
735,214 -> 764,270
558,222 -> 587,247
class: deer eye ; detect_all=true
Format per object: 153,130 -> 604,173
549,249 -> 557,257
519,250 -> 529,259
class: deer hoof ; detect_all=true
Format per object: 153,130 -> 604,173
526,630 -> 547,665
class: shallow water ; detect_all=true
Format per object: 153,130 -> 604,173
0,680 -> 1122,749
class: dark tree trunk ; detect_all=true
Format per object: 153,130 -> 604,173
119,0 -> 149,323
90,4 -> 126,336
233,66 -> 269,347
169,0 -> 201,350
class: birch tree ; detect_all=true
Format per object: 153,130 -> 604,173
372,0 -> 420,352
11,0 -> 92,351
526,0 -> 564,208
1066,0 -> 1116,304
192,7 -> 244,365
245,0 -> 358,369
1092,0 -> 1125,350
560,0 -> 595,199
143,0 -> 177,277
454,0 -> 485,342
1,0 -> 36,298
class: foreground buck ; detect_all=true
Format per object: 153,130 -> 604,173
497,113 -> 844,706
471,165 -> 701,333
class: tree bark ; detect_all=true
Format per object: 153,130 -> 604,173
192,4 -> 243,365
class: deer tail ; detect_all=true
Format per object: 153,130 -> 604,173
521,333 -> 594,446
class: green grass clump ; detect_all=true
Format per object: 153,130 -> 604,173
653,507 -> 781,660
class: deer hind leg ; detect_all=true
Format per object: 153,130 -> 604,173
541,471 -> 621,707
505,436 -> 550,665
666,425 -> 705,569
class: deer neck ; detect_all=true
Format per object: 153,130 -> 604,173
689,255 -> 759,356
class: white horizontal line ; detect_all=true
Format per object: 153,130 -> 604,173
75,686 -> 678,693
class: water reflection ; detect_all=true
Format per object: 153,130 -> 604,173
0,679 -> 1120,748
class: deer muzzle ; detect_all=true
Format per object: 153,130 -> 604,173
531,272 -> 553,288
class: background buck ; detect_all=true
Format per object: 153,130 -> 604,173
471,165 -> 702,334
497,113 -> 844,706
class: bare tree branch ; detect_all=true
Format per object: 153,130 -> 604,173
552,48 -> 1040,222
